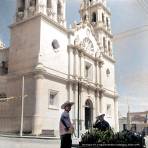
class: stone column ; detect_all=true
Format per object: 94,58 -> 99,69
95,91 -> 99,119
72,84 -> 77,131
95,61 -> 99,85
36,0 -> 47,14
80,86 -> 85,131
99,61 -> 103,88
73,49 -> 79,79
98,61 -> 103,113
62,0 -> 66,27
79,52 -> 84,80
24,0 -> 29,18
114,97 -> 119,132
69,48 -> 74,78
52,0 -> 57,21
32,74 -> 44,135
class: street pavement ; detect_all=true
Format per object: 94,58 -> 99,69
0,135 -> 147,148
0,136 -> 60,148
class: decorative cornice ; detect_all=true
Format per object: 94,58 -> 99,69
10,13 -> 68,34
68,77 -> 103,92
94,26 -> 113,39
103,89 -> 118,99
101,52 -> 116,63
68,44 -> 103,63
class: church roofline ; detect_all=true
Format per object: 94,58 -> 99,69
70,21 -> 102,49
10,13 -> 69,35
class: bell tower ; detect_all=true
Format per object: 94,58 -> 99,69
80,0 -> 113,57
16,0 -> 66,27
7,0 -> 68,135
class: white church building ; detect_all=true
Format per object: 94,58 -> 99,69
0,0 -> 119,136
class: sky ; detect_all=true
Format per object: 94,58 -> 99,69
0,0 -> 148,117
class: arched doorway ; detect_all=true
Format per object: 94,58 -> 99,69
85,99 -> 93,129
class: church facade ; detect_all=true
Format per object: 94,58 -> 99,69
0,0 -> 119,136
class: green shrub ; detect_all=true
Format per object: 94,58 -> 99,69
80,128 -> 145,146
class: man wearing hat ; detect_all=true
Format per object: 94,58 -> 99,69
59,101 -> 75,148
93,112 -> 111,131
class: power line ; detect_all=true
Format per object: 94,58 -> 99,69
136,0 -> 148,14
113,25 -> 148,41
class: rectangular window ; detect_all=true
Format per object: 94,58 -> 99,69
48,90 -> 58,107
85,62 -> 93,81
106,104 -> 111,116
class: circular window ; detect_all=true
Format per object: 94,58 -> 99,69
52,39 -> 60,50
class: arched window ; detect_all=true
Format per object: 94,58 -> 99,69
103,37 -> 106,48
47,0 -> 52,8
85,99 -> 93,129
106,17 -> 109,27
18,0 -> 25,12
92,12 -> 96,22
57,0 -> 62,16
83,14 -> 87,21
102,13 -> 105,23
108,41 -> 111,52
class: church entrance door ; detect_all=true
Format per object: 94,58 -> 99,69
85,99 -> 93,129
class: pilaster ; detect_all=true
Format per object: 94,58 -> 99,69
68,48 -> 74,77
98,61 -> 103,88
95,61 -> 99,85
73,49 -> 79,79
36,0 -> 47,15
24,0 -> 29,18
32,73 -> 45,135
114,97 -> 119,131
79,52 -> 84,80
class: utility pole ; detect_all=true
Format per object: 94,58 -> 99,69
20,76 -> 24,137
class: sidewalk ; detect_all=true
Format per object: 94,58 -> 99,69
0,134 -> 60,148
0,134 -> 147,148
0,134 -> 80,148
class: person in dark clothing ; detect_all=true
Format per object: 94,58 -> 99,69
59,101 -> 74,148
93,113 -> 111,131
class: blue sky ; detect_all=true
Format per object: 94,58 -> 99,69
0,0 -> 148,116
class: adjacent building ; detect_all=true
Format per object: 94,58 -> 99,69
0,0 -> 118,136
119,111 -> 148,135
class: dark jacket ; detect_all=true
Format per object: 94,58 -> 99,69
93,119 -> 111,131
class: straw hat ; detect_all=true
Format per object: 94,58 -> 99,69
61,101 -> 74,109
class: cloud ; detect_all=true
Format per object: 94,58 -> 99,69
118,95 -> 148,116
